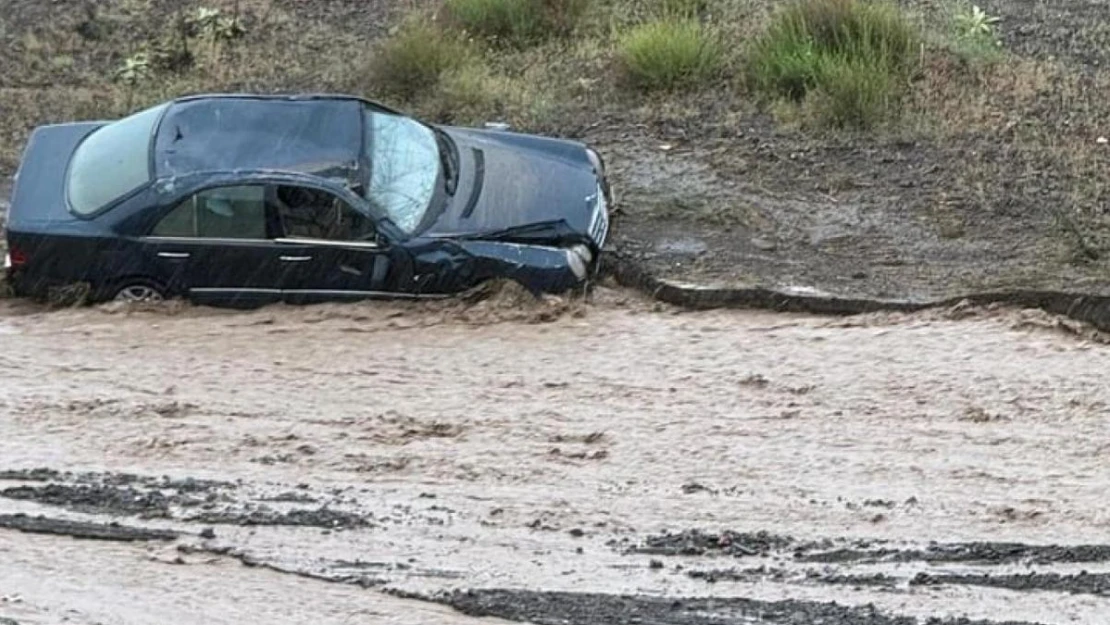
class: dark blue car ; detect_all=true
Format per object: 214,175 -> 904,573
4,93 -> 611,306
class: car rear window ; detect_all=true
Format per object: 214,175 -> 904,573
67,103 -> 168,215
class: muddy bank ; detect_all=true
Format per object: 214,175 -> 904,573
604,249 -> 1110,334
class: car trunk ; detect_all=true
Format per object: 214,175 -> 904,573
6,122 -> 109,294
7,122 -> 105,232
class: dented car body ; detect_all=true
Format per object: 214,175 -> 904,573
4,93 -> 611,305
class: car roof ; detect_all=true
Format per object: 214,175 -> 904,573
152,93 -> 401,187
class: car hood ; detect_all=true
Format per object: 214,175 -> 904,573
421,127 -> 601,241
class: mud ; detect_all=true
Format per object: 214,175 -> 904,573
0,470 -> 376,529
426,589 -> 1040,625
798,542 -> 1110,565
0,513 -> 178,541
911,572 -> 1110,597
627,529 -> 1110,565
626,529 -> 797,557
4,296 -> 1110,623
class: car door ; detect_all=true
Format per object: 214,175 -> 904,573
144,184 -> 299,306
268,183 -> 396,304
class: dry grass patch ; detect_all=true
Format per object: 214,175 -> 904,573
443,0 -> 589,45
366,16 -> 480,99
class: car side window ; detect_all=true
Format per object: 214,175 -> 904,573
152,185 -> 267,239
273,185 -> 376,242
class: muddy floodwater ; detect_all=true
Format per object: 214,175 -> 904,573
1,290 -> 1110,624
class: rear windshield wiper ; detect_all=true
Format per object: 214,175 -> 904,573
433,127 -> 459,196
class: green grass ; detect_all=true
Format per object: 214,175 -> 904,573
801,52 -> 900,128
444,0 -> 589,45
617,19 -> 724,90
943,0 -> 1005,64
748,0 -> 921,128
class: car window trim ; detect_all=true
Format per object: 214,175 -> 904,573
143,235 -> 278,245
275,237 -> 381,250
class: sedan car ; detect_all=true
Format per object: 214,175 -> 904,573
4,93 -> 612,306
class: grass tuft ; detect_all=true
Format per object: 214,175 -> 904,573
366,17 -> 478,99
617,19 -> 724,91
444,0 -> 589,46
748,0 -> 921,128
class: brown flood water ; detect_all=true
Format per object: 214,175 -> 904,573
1,290 -> 1109,624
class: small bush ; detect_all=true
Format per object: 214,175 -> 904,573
366,18 -> 477,98
434,63 -> 508,122
802,54 -> 898,128
445,0 -> 588,45
618,19 -> 723,90
748,0 -> 921,128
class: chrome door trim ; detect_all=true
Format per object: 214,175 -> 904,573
275,237 -> 381,250
284,289 -> 450,300
189,288 -> 282,294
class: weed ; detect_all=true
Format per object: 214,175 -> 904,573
444,0 -> 588,45
946,1 -> 1003,62
618,19 -> 723,90
115,52 -> 152,86
954,4 -> 999,39
115,52 -> 153,110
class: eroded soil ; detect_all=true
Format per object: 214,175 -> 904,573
2,294 -> 1110,624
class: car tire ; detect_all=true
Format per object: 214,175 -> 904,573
110,279 -> 167,303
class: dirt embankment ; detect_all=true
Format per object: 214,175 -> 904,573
2,295 -> 1110,624
3,0 -> 1110,312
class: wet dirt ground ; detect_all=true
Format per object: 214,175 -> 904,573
2,291 -> 1110,624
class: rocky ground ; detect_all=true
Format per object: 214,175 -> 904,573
2,294 -> 1110,623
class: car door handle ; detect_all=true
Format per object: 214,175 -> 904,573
280,255 -> 313,262
157,252 -> 190,259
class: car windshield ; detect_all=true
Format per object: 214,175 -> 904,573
67,103 -> 168,215
363,111 -> 440,234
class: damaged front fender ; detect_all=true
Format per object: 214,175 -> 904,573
455,239 -> 587,295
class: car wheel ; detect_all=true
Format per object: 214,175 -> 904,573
112,281 -> 166,303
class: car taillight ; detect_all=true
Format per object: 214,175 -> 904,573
9,246 -> 27,267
